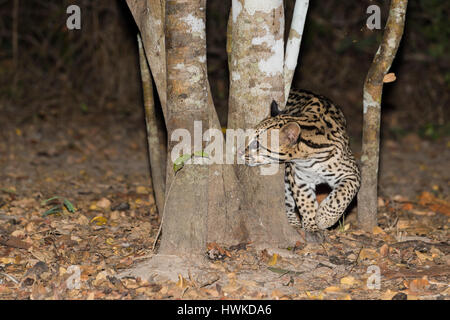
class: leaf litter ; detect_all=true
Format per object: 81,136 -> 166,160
0,112 -> 448,300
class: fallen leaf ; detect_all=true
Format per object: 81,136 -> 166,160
0,257 -> 16,264
415,250 -> 433,262
96,198 -> 111,209
136,186 -> 149,195
305,291 -> 323,300
401,203 -> 414,211
359,248 -> 379,260
406,277 -> 430,294
176,274 -> 188,289
397,219 -> 411,229
324,286 -> 342,293
380,244 -> 389,257
372,226 -> 385,235
268,253 -> 279,266
90,216 -> 108,226
340,276 -> 357,286
418,192 -> 450,216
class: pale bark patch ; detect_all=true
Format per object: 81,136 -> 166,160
244,0 -> 282,15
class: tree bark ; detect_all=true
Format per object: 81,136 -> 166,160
127,0 -> 167,118
228,0 -> 299,248
137,34 -> 166,215
358,0 -> 408,231
128,0 -> 299,257
284,0 -> 309,105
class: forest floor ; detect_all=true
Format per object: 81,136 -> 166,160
0,110 -> 449,300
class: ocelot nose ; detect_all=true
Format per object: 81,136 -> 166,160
237,149 -> 245,158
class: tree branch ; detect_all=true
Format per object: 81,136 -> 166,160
284,0 -> 309,105
137,34 -> 166,216
358,0 -> 408,231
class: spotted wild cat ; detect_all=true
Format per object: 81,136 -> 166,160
242,89 -> 361,231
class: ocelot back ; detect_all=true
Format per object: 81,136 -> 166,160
242,89 -> 361,231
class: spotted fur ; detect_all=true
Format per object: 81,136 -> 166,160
243,89 -> 361,231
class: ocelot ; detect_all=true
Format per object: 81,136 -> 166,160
242,89 -> 361,231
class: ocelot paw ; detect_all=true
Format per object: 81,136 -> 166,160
316,208 -> 342,230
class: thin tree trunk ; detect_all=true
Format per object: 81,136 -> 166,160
137,34 -> 166,215
126,0 -> 167,118
284,0 -> 309,105
358,0 -> 408,231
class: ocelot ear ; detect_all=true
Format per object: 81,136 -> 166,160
280,122 -> 301,146
270,100 -> 281,117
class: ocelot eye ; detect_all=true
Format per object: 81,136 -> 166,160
248,140 -> 259,151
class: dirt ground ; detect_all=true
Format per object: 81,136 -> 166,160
0,109 -> 448,300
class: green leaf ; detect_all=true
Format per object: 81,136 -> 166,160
42,206 -> 61,217
63,198 -> 75,213
193,151 -> 209,158
41,196 -> 61,206
0,188 -> 16,195
173,152 -> 210,173
173,154 -> 193,173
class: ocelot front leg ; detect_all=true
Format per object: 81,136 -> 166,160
284,164 -> 302,228
316,173 -> 360,229
286,164 -> 319,232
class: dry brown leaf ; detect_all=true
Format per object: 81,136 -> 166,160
136,186 -> 149,195
401,203 -> 414,211
268,253 -> 279,266
397,219 -> 411,229
383,73 -> 396,83
340,276 -> 357,286
378,197 -> 386,207
372,226 -> 385,235
96,198 -> 111,209
380,244 -> 389,257
418,192 -> 450,216
176,274 -> 189,289
305,291 -> 324,300
415,250 -> 433,262
359,248 -> 379,260
324,286 -> 342,293
406,277 -> 430,294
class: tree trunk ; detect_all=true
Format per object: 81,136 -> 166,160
137,34 -> 166,215
127,0 -> 299,258
284,0 -> 309,105
227,0 -> 299,248
358,0 -> 408,231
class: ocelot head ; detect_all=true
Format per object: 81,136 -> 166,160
241,101 -> 301,166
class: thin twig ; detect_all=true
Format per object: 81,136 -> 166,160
152,172 -> 177,252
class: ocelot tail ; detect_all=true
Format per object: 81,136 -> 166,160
242,89 -> 361,231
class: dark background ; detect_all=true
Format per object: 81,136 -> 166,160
0,0 -> 448,146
